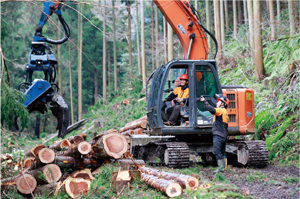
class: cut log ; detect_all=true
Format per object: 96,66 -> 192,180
1,175 -> 21,187
62,141 -> 91,157
91,133 -> 128,159
141,173 -> 182,198
121,130 -> 134,136
125,116 -> 147,127
80,132 -> 86,140
16,174 -> 37,195
124,151 -> 133,159
28,164 -> 62,184
71,169 -> 95,181
23,157 -> 35,168
65,177 -> 91,199
67,135 -> 84,145
119,120 -> 147,133
38,148 -> 55,164
140,166 -> 199,189
49,139 -> 71,151
133,128 -> 144,135
25,144 -> 45,157
33,182 -> 59,196
54,156 -> 103,169
104,129 -> 119,134
115,159 -> 145,170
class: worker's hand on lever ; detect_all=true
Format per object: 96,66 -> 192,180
163,99 -> 167,103
177,98 -> 183,103
200,96 -> 206,102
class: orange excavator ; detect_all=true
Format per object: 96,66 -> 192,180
132,0 -> 268,168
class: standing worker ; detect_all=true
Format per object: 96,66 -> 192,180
200,94 -> 229,172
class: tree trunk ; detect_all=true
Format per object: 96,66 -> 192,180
288,0 -> 295,36
243,0 -> 248,23
25,144 -> 45,158
38,148 -> 55,164
155,5 -> 159,68
276,0 -> 281,32
115,158 -> 145,169
140,166 -> 199,189
33,182 -> 59,196
108,42 -> 111,86
206,0 -> 212,54
35,115 -> 40,139
125,116 -> 147,127
233,0 -> 238,38
220,0 -> 225,47
133,128 -> 144,134
167,23 -> 173,61
238,0 -> 242,23
136,0 -> 141,76
71,168 -> 95,181
163,17 -> 168,62
62,141 -> 91,157
91,133 -> 128,159
269,0 -> 276,40
141,0 -> 147,88
253,0 -> 265,80
120,120 -> 147,133
54,156 -> 103,169
141,173 -> 182,198
94,68 -> 98,104
214,0 -> 222,59
57,20 -> 62,96
78,2 -> 83,120
151,1 -> 155,71
248,0 -> 255,62
28,164 -> 62,184
68,42 -> 74,124
195,0 -> 198,11
113,0 -> 118,92
65,177 -> 91,199
102,0 -> 107,102
224,0 -> 229,32
49,139 -> 71,151
16,174 -> 37,195
127,1 -> 132,80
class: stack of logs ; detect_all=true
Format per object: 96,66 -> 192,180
1,132 -> 128,198
120,116 -> 147,157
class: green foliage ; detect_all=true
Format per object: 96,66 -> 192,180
1,81 -> 30,129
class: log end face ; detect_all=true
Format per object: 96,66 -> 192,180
43,164 -> 62,183
187,177 -> 199,188
65,177 -> 91,199
166,183 -> 182,198
103,133 -> 128,159
39,148 -> 55,164
16,174 -> 37,194
78,141 -> 92,155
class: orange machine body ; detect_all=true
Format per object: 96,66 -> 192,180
154,0 -> 210,60
223,88 -> 255,135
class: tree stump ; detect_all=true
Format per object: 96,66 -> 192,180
16,174 -> 37,195
91,133 -> 128,159
28,164 -> 62,184
141,173 -> 182,198
71,169 -> 95,181
65,177 -> 91,199
49,139 -> 71,151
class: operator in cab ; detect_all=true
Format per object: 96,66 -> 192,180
163,74 -> 189,126
200,94 -> 229,172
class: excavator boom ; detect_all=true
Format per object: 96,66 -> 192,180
154,0 -> 210,59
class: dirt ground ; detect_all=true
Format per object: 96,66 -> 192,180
197,163 -> 300,199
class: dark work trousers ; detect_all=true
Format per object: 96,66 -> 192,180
166,105 -> 181,125
213,135 -> 227,160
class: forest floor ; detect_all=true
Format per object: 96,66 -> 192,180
193,163 -> 300,199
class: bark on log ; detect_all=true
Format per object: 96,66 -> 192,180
62,141 -> 91,157
23,157 -> 35,168
33,182 -> 59,196
140,166 -> 199,189
28,164 -> 62,184
1,174 -> 21,186
115,158 -> 145,170
91,133 -> 128,159
121,130 -> 134,136
16,174 -> 37,195
104,129 -> 118,134
38,148 -> 55,164
54,156 -> 103,169
133,128 -> 144,135
65,177 -> 91,199
141,173 -> 182,198
71,169 -> 95,181
125,116 -> 147,127
80,133 -> 86,140
119,120 -> 147,133
25,144 -> 45,157
49,139 -> 71,151
67,135 -> 84,145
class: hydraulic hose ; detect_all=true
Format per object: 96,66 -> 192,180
45,15 -> 70,45
198,22 -> 218,59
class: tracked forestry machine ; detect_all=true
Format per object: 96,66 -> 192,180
132,0 -> 268,168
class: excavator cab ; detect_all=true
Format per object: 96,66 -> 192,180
147,59 -> 222,133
